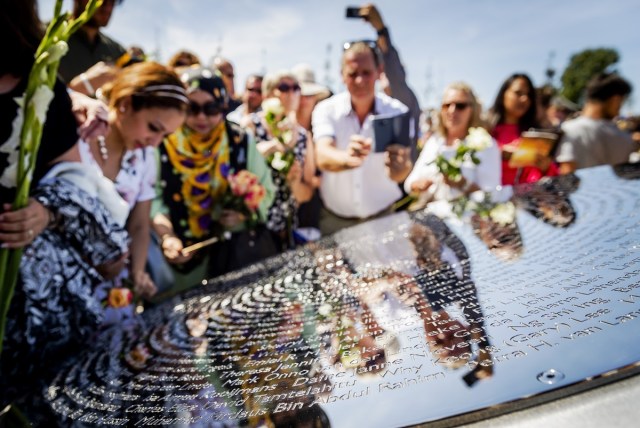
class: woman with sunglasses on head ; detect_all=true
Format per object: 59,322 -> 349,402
79,61 -> 188,324
489,73 -> 559,185
404,82 -> 501,204
249,70 -> 318,251
151,67 -> 275,289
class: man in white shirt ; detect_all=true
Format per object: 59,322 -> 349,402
556,73 -> 637,173
313,41 -> 413,235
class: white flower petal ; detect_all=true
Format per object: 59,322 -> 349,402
30,85 -> 55,123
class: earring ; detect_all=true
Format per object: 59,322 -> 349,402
119,106 -> 126,113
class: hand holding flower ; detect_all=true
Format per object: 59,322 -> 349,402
410,177 -> 434,193
286,160 -> 303,185
0,199 -> 51,248
218,209 -> 246,229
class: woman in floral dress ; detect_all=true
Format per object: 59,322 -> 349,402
249,70 -> 318,251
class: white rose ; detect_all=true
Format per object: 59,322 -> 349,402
261,97 -> 284,117
489,202 -> 516,225
271,152 -> 288,171
465,127 -> 492,152
30,85 -> 55,124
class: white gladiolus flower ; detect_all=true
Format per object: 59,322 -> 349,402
30,85 -> 55,124
490,202 -> 516,225
45,41 -> 69,63
465,127 -> 493,151
0,162 -> 18,189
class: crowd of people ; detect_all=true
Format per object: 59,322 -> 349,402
1,0 -> 639,417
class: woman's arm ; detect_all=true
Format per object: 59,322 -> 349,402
287,133 -> 317,203
127,200 -> 156,298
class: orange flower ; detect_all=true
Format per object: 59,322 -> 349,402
108,287 -> 133,308
244,183 -> 266,211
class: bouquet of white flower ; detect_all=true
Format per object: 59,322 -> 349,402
262,97 -> 296,175
434,127 -> 492,182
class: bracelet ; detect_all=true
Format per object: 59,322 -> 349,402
79,73 -> 95,97
377,27 -> 388,36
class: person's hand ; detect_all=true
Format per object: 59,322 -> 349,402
219,209 -> 246,229
257,138 -> 286,158
359,3 -> 385,31
286,160 -> 302,184
385,144 -> 412,182
161,235 -> 193,264
410,177 -> 434,193
341,135 -> 372,169
69,61 -> 117,97
533,153 -> 552,172
442,174 -> 466,189
131,270 -> 157,299
96,253 -> 128,280
69,91 -> 109,141
0,199 -> 51,248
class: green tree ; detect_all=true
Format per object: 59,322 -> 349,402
560,48 -> 619,105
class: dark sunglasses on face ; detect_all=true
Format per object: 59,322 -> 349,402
188,101 -> 222,116
277,83 -> 301,93
246,87 -> 262,94
441,102 -> 471,111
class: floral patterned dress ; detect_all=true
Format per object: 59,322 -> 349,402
79,141 -> 157,327
251,114 -> 307,246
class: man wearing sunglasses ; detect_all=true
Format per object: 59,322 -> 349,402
313,41 -> 413,236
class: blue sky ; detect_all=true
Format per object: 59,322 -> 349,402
40,0 -> 640,114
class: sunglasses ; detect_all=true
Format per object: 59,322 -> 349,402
277,83 -> 301,93
188,101 -> 222,116
441,102 -> 471,111
246,87 -> 262,94
343,39 -> 378,52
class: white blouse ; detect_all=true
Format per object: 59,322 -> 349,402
79,140 -> 157,212
404,133 -> 501,202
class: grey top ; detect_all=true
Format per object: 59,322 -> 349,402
556,115 -> 637,169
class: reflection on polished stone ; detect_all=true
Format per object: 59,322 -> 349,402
46,165 -> 640,427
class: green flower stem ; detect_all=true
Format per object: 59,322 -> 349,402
0,0 -> 101,359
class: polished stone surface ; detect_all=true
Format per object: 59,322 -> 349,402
46,164 -> 640,427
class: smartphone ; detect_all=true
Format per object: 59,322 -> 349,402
345,7 -> 361,18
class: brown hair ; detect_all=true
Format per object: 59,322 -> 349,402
101,62 -> 188,112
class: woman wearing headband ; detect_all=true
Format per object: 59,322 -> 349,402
150,67 -> 276,291
79,61 -> 187,324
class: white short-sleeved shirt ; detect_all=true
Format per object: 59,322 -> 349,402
79,140 -> 157,211
312,91 -> 408,218
556,116 -> 637,169
404,133 -> 501,201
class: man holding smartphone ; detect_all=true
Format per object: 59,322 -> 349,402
349,4 -> 422,157
313,39 -> 412,235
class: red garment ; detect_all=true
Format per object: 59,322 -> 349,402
492,123 -> 558,185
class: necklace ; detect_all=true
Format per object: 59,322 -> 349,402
97,136 -> 108,163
